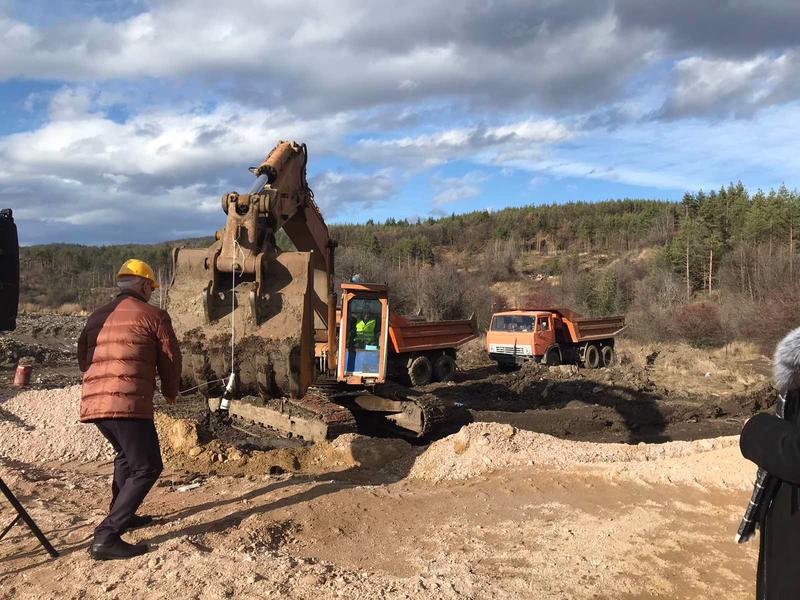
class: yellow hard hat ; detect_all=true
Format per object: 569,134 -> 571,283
117,259 -> 160,289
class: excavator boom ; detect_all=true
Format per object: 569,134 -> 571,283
169,141 -> 336,402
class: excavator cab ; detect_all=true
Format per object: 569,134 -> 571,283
337,283 -> 389,386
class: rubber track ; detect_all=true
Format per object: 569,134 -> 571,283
415,394 -> 449,438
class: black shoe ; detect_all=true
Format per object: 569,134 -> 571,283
89,538 -> 149,561
127,514 -> 154,529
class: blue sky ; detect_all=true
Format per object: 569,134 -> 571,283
2,0 -> 800,244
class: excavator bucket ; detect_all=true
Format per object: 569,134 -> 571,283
169,246 -> 315,399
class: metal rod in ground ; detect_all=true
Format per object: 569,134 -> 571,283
0,515 -> 20,541
0,478 -> 59,558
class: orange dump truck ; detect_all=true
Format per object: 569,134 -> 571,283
332,283 -> 478,387
486,307 -> 625,371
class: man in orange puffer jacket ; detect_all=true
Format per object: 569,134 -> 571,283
78,259 -> 181,560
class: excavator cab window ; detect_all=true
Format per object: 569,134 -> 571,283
344,297 -> 383,375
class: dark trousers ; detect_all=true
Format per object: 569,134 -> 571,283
94,419 -> 163,543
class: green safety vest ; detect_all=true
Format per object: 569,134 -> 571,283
355,319 -> 377,345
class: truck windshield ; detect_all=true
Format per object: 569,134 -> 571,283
490,315 -> 535,332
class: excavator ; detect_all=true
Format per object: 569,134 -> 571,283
168,141 -> 474,442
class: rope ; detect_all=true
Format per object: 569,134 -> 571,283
231,239 -> 237,374
178,378 -> 226,396
230,238 -> 246,373
172,239 -> 245,405
218,239 -> 246,411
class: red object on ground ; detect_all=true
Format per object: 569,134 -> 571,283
13,364 -> 32,387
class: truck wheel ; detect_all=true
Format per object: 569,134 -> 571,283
584,344 -> 601,369
601,345 -> 615,367
433,354 -> 457,382
408,355 -> 433,386
544,348 -> 561,366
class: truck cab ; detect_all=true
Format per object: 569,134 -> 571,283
487,310 -> 563,367
333,282 -> 478,387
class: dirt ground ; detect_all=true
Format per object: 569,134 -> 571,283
0,417 -> 759,599
0,314 -> 773,598
426,337 -> 773,444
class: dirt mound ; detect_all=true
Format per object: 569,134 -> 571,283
424,344 -> 774,443
0,337 -> 74,367
155,408 -> 415,478
0,385 -> 113,464
0,313 -> 84,388
616,339 -> 771,396
0,382 -> 413,477
455,336 -> 492,369
13,313 -> 85,345
409,422 -> 752,488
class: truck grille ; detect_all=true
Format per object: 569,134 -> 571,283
489,344 -> 532,356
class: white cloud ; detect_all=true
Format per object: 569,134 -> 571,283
357,119 -> 573,167
0,90 -> 358,242
661,51 -> 800,118
0,91 -> 354,185
431,173 -> 485,208
0,1 -> 659,113
47,87 -> 95,120
310,169 -> 395,219
522,102 -> 800,193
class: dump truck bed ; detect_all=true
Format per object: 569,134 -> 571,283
565,315 -> 625,342
515,306 -> 625,343
388,313 -> 478,353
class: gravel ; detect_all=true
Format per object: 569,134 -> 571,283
0,384 -> 113,463
409,421 -> 752,489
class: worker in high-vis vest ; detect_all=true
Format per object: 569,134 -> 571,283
355,316 -> 378,348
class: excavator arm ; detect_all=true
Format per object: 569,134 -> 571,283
168,141 -> 337,401
212,141 -> 337,369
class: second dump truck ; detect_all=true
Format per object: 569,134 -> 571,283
487,307 -> 624,371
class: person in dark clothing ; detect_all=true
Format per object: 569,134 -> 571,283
740,326 -> 800,599
77,259 -> 181,561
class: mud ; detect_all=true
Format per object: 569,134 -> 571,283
0,314 -> 775,446
433,339 -> 774,444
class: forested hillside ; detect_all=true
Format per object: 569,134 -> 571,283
19,182 -> 800,349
